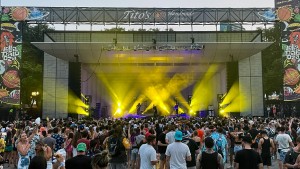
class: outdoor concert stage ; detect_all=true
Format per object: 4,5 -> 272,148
32,30 -> 271,119
2,6 -> 273,119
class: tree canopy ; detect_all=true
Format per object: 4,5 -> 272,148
21,24 -> 54,107
261,23 -> 283,96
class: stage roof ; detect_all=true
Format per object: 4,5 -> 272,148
32,41 -> 272,64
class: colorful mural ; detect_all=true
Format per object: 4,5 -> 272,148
0,22 -> 21,105
0,7 -> 48,105
276,1 -> 300,100
1,7 -> 49,21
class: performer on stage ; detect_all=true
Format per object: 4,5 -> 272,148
174,103 -> 179,115
153,105 -> 158,117
208,104 -> 215,117
136,103 -> 141,115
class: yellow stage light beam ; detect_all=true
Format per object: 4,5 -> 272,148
222,83 -> 250,114
220,82 -> 239,106
191,65 -> 219,113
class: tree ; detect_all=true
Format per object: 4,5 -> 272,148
21,23 -> 54,107
261,23 -> 283,96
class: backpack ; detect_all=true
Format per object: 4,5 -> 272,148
108,136 -> 122,157
215,134 -> 224,158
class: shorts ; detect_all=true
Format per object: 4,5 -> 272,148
130,148 -> 138,161
277,150 -> 287,162
234,145 -> 242,154
109,163 -> 127,169
261,154 -> 271,166
160,153 -> 166,161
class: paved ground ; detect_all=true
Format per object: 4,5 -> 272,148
2,160 -> 282,169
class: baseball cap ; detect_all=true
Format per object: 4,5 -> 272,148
79,124 -> 85,130
40,127 -> 46,132
77,143 -> 87,152
174,130 -> 183,141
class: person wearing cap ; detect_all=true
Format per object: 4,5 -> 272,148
196,137 -> 224,169
165,130 -> 191,169
234,135 -> 263,169
65,143 -> 92,169
138,134 -> 159,169
77,130 -> 90,151
258,130 -> 275,169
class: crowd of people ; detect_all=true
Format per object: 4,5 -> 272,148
0,115 -> 299,169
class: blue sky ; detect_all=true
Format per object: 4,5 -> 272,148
2,0 -> 274,8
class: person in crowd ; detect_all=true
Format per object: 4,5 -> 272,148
91,150 -> 109,169
52,127 -> 64,152
43,129 -> 56,151
28,127 -> 40,159
65,143 -> 92,169
192,130 -> 201,148
4,129 -> 13,167
234,135 -> 263,169
29,140 -> 52,169
195,124 -> 204,143
182,132 -> 199,169
157,126 -> 168,169
17,132 -> 31,169
130,127 -> 145,169
0,132 -> 4,169
211,127 -> 228,164
284,136 -> 300,169
258,130 -> 275,169
107,126 -> 131,169
138,134 -> 158,169
196,137 -> 224,169
71,131 -> 81,157
77,130 -> 90,151
64,132 -> 73,160
275,126 -> 294,169
166,130 -> 192,169
12,128 -> 20,168
165,125 -> 175,144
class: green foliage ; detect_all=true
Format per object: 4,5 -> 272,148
262,23 -> 283,96
21,24 -> 54,106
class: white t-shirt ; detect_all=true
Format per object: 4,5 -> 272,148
166,131 -> 175,144
165,142 -> 191,169
139,144 -> 157,169
275,133 -> 292,152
